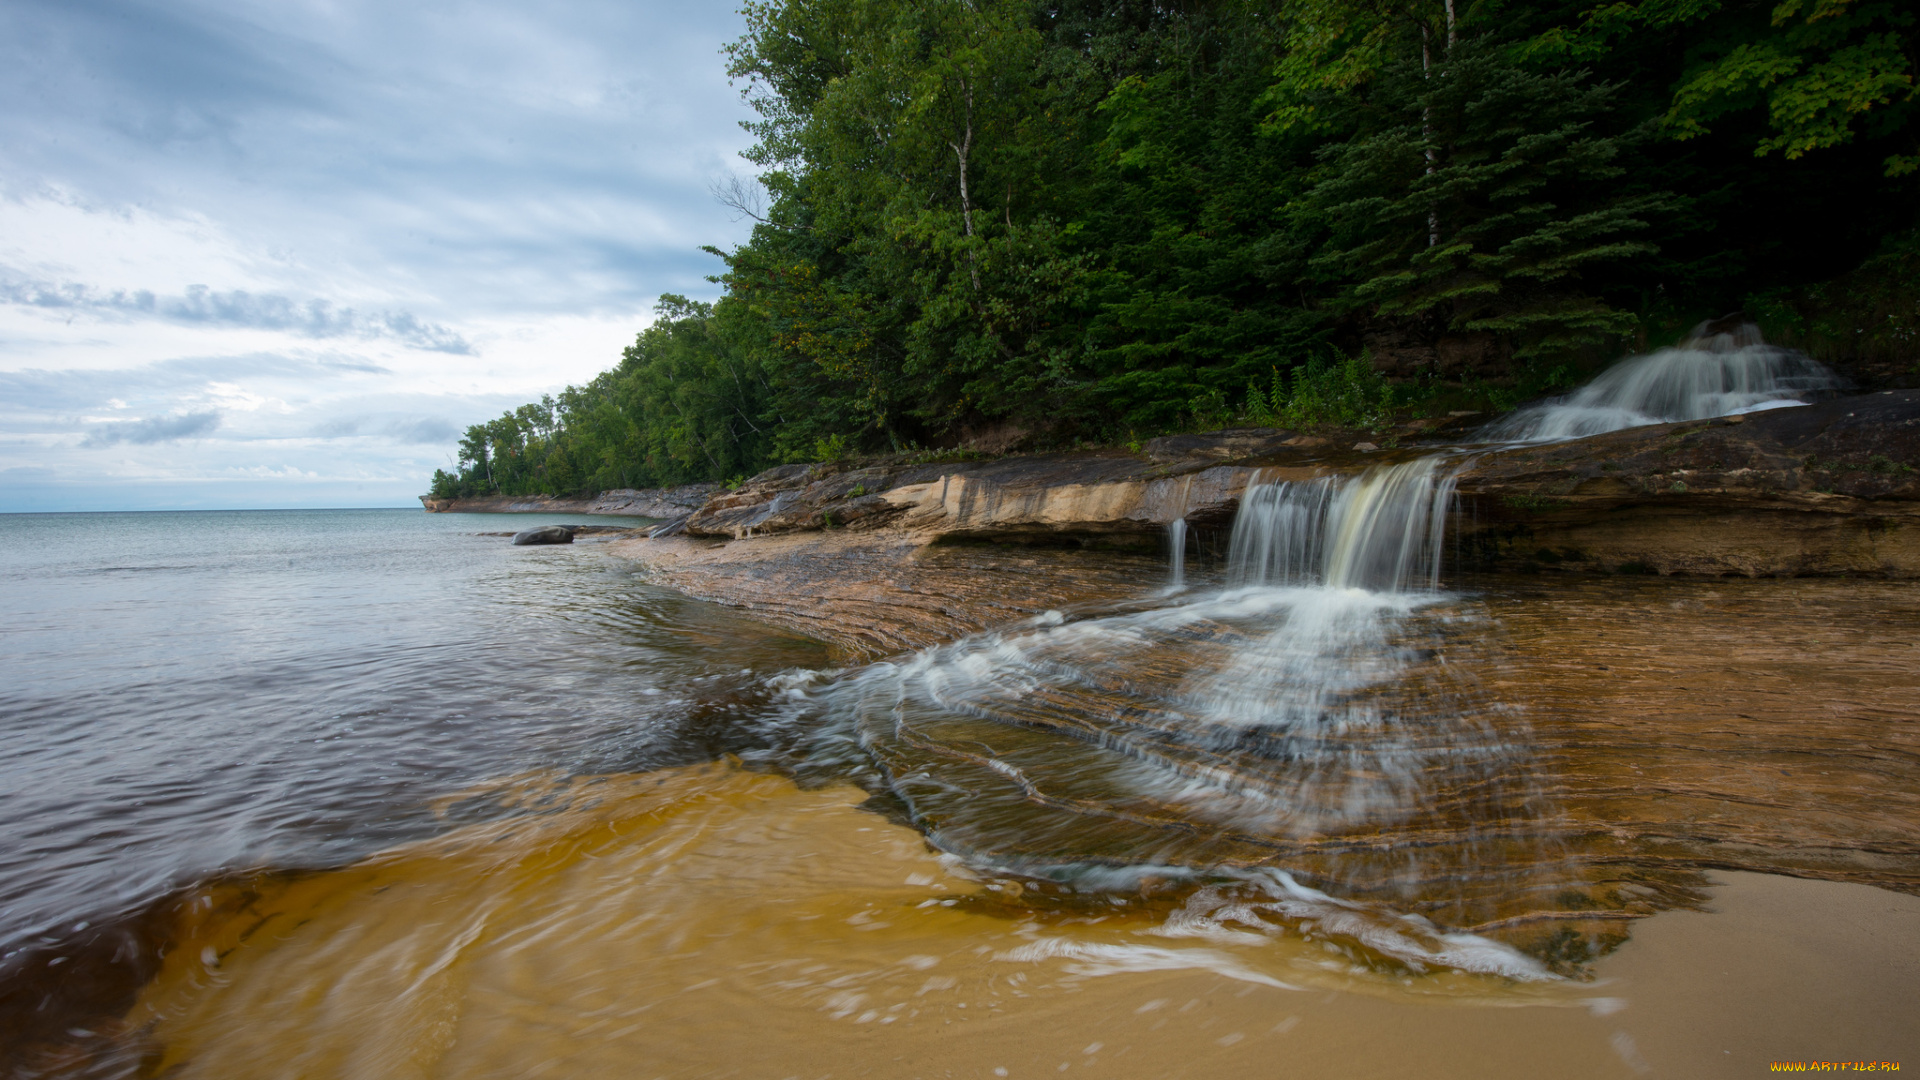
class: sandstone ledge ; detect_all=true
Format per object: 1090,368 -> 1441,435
1454,390 -> 1920,576
420,483 -> 718,518
597,393 -> 1918,659
649,391 -> 1920,574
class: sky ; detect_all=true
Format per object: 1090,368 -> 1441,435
0,0 -> 761,511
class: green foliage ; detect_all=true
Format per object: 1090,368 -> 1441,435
432,296 -> 777,499
1748,226 -> 1920,370
1244,353 -> 1398,428
427,0 -> 1918,500
1296,37 -> 1670,358
1531,0 -> 1918,174
809,433 -> 852,462
1461,357 -> 1582,414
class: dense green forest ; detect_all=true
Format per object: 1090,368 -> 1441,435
430,0 -> 1918,500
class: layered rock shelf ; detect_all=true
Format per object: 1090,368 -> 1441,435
646,389 -> 1913,546
1455,389 -> 1920,576
421,482 -> 718,518
588,391 -> 1920,659
593,394 -> 1920,967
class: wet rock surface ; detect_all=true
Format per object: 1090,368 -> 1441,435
1454,390 -> 1920,575
510,525 -> 575,546
607,531 -> 1920,961
1478,575 -> 1920,901
600,392 -> 1920,957
422,482 -> 718,516
651,389 -> 1920,577
613,532 -> 1172,661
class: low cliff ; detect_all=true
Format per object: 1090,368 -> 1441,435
616,391 -> 1920,586
420,483 -> 718,518
675,429 -> 1400,543
1453,390 -> 1920,576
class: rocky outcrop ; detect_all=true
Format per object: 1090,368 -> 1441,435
421,483 -> 719,517
658,391 -> 1920,578
680,437 -> 1371,543
1453,390 -> 1920,576
584,484 -> 722,517
612,532 -> 1173,661
422,494 -> 583,514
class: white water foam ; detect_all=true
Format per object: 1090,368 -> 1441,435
1228,456 -> 1459,592
1149,870 -> 1555,981
828,459 -> 1504,836
788,458 -> 1567,979
1167,517 -> 1187,590
1482,319 -> 1841,443
993,938 -> 1296,988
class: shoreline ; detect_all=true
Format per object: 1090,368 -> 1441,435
481,391 -> 1920,605
420,481 -> 718,518
70,766 -> 1920,1080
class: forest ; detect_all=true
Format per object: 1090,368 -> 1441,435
429,0 -> 1918,500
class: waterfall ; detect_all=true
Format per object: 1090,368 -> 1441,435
1167,517 -> 1187,588
815,454 -> 1484,840
1227,457 -> 1459,593
1482,318 -> 1842,443
791,447 -> 1568,976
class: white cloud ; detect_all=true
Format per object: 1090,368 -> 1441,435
0,0 -> 756,509
81,409 -> 223,446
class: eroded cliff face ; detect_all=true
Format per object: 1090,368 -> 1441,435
1453,390 -> 1920,576
644,391 -> 1920,580
681,454 -> 1245,541
420,483 -> 718,517
676,432 -> 1388,543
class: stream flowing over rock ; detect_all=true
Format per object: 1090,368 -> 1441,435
595,333 -> 1920,970
1482,316 -> 1847,443
696,460 -> 1920,974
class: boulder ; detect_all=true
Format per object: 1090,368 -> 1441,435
511,525 -> 575,546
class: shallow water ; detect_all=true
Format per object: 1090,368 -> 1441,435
3,509 -> 1918,1077
0,510 -> 829,1049
107,767 -> 1920,1079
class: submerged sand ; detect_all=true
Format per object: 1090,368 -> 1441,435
119,764 -> 1916,1079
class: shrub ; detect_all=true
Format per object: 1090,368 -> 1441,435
1245,353 -> 1396,429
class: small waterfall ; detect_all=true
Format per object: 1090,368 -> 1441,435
1482,317 -> 1842,443
1227,457 -> 1460,593
1167,518 -> 1187,588
791,449 -> 1577,975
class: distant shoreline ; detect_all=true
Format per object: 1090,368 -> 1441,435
420,483 -> 716,519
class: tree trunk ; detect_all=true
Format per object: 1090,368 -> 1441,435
949,75 -> 982,292
1422,24 -> 1439,249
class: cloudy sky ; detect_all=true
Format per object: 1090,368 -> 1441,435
0,0 -> 759,511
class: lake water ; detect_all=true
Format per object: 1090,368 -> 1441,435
0,510 -> 826,964
3,506 -> 1917,1079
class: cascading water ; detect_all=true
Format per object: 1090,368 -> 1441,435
781,457 -> 1579,978
1481,317 -> 1843,443
1227,457 -> 1459,591
1166,517 -> 1187,589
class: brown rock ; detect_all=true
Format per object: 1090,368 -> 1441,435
1453,390 -> 1920,576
